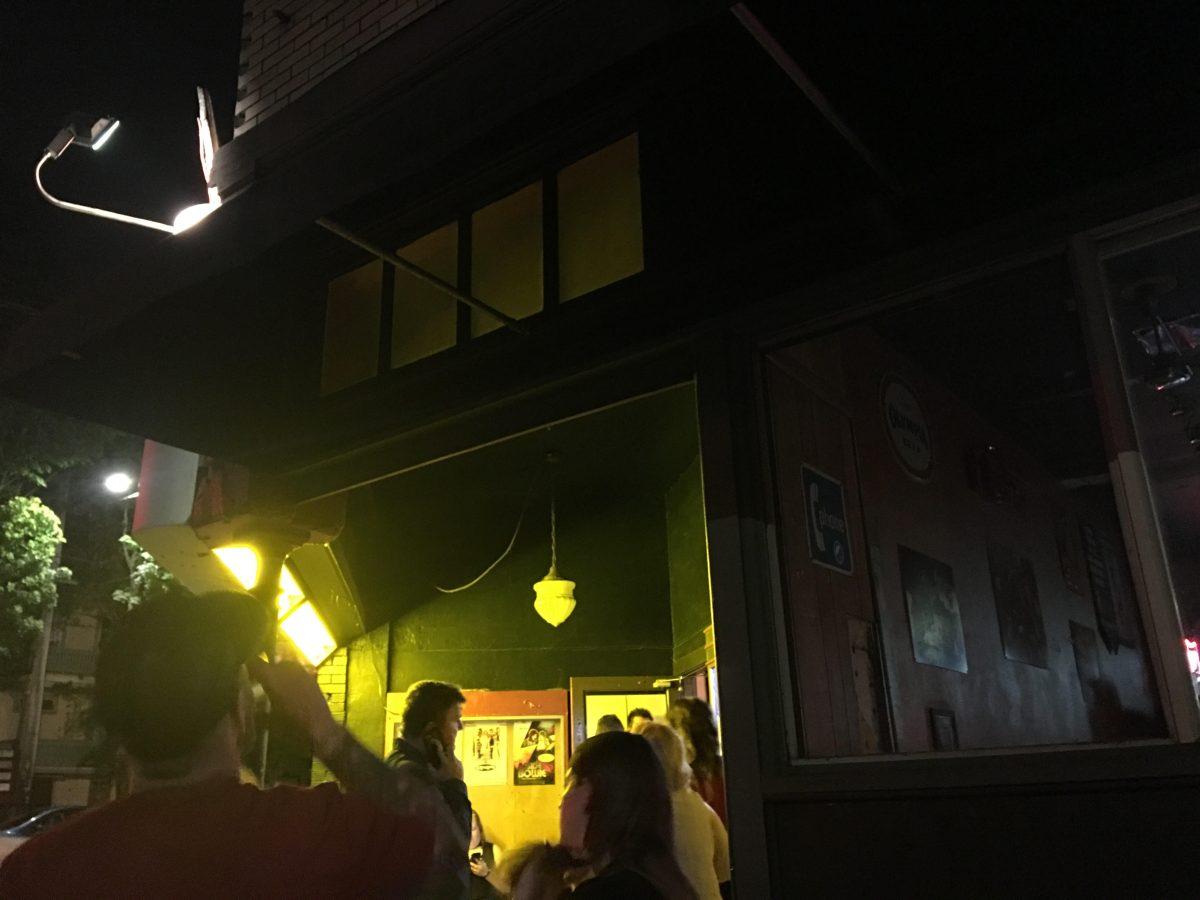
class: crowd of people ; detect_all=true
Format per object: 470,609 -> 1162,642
0,590 -> 731,898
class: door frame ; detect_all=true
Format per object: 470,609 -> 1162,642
568,675 -> 675,752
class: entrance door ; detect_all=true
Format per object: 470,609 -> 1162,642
569,676 -> 675,749
765,346 -> 890,757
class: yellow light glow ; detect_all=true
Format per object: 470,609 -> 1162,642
277,564 -> 305,617
279,601 -> 337,666
533,574 -> 576,627
213,545 -> 259,590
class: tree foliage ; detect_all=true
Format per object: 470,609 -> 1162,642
112,535 -> 174,608
0,398 -> 116,501
0,497 -> 69,668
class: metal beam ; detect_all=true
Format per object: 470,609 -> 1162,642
731,3 -> 899,194
316,217 -> 529,336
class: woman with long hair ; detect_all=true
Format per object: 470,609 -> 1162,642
639,723 -> 730,900
666,699 -> 726,827
559,731 -> 698,899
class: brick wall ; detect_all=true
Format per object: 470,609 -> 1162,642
310,646 -> 348,785
235,0 -> 452,137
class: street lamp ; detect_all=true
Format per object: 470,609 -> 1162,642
35,111 -> 221,236
102,471 -> 135,496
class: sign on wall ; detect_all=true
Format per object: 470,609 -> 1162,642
881,375 -> 933,481
801,465 -> 853,574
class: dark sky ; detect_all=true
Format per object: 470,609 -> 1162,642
0,0 -> 244,333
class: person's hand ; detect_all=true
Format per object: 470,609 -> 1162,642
469,856 -> 490,878
246,657 -> 340,754
433,741 -> 464,782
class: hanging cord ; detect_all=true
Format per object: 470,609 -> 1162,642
434,465 -> 544,593
548,489 -> 557,572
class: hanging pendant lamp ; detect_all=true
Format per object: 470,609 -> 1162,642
533,488 -> 576,627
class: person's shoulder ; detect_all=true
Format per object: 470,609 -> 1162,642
0,802 -> 116,886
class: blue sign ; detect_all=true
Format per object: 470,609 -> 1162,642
801,465 -> 853,574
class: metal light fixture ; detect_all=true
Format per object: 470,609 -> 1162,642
35,97 -> 222,236
532,487 -> 576,627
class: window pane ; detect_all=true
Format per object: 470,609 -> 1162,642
392,223 -> 459,368
321,260 -> 381,395
558,133 -> 644,303
471,182 -> 543,337
765,258 -> 1166,757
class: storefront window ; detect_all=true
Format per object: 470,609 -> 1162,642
471,182 -> 543,337
392,222 -> 459,368
321,260 -> 382,395
765,258 -> 1170,757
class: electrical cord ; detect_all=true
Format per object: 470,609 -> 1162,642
434,466 -> 543,594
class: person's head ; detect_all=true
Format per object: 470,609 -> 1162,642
95,588 -> 268,783
666,698 -> 721,781
626,707 -> 653,732
561,732 -> 694,897
401,680 -> 466,749
638,723 -> 690,792
596,714 -> 624,734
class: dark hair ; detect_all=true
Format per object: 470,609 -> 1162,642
626,707 -> 653,727
95,588 -> 267,763
666,698 -> 721,782
568,732 -> 697,898
401,680 -> 466,737
596,714 -> 624,733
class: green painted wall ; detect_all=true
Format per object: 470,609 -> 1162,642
386,487 -> 674,694
666,455 -> 712,675
345,625 -> 389,756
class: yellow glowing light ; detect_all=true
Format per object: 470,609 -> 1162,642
533,571 -> 576,627
279,601 -> 336,666
277,564 -> 305,617
213,545 -> 259,590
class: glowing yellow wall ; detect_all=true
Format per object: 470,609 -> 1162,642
557,133 -> 644,303
392,222 -> 459,368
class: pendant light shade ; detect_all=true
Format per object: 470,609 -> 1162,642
533,483 -> 576,627
533,565 -> 576,627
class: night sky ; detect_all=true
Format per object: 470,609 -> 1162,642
0,1 -> 243,334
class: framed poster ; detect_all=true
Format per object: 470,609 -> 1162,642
456,721 -> 509,787
988,543 -> 1048,668
1069,621 -> 1102,706
801,464 -> 853,574
928,708 -> 959,751
513,720 -> 558,786
899,546 -> 968,673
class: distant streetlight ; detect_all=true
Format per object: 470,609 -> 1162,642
34,108 -> 221,236
103,472 -> 135,495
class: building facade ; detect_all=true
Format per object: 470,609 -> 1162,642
5,2 -> 1200,894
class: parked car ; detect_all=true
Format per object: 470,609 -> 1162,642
0,806 -> 85,863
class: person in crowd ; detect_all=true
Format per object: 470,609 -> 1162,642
639,724 -> 730,900
0,589 -> 463,898
666,699 -> 726,826
560,731 -> 698,899
596,714 -> 625,734
626,707 -> 654,733
501,842 -> 578,900
388,679 -> 473,843
468,809 -> 504,898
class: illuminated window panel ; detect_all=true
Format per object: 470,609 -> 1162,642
557,134 -> 644,303
321,260 -> 382,395
279,601 -> 337,666
471,182 -> 543,337
213,545 -> 258,590
392,222 -> 459,368
277,564 -> 305,618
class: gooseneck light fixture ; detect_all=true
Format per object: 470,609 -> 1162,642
532,487 -> 576,628
35,101 -> 222,236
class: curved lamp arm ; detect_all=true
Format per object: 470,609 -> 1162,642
35,152 -> 176,235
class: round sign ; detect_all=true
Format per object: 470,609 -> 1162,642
881,376 -> 932,481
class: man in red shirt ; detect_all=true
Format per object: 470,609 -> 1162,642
0,590 -> 464,898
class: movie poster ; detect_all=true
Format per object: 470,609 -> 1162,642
988,542 -> 1048,668
513,720 -> 557,786
456,722 -> 508,787
899,545 -> 968,673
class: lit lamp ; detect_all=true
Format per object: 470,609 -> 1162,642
213,545 -> 337,665
532,492 -> 576,627
35,104 -> 221,235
